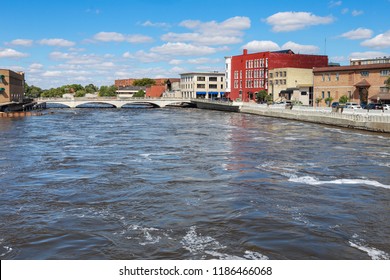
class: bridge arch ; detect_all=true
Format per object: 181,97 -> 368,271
121,101 -> 160,108
75,101 -> 117,108
45,102 -> 71,108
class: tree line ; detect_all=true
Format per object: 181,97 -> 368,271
24,83 -> 117,98
24,78 -> 160,99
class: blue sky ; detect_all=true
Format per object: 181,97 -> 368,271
1,0 -> 389,89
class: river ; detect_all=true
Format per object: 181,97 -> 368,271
0,108 -> 389,260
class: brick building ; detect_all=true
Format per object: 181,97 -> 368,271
225,49 -> 328,102
0,69 -> 25,105
313,63 -> 390,107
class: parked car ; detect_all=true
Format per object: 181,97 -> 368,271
366,103 -> 383,110
383,104 -> 390,110
345,102 -> 361,109
331,102 -> 345,108
331,102 -> 339,108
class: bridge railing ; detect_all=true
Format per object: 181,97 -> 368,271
35,97 -> 191,102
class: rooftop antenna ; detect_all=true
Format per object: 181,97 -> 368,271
324,38 -> 327,55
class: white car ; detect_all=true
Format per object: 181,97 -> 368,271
383,104 -> 390,110
345,102 -> 361,109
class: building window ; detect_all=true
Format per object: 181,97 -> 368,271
197,76 -> 205,81
327,74 -> 331,81
283,71 -> 287,77
234,71 -> 238,79
336,73 -> 339,81
240,71 -> 242,79
209,84 -> 217,89
221,77 -> 223,82
327,91 -> 331,98
322,91 -> 325,99
197,84 -> 205,88
322,74 -> 325,82
209,77 -> 217,82
361,71 -> 369,77
380,70 -> 390,76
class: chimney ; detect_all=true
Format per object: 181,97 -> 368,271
243,49 -> 248,55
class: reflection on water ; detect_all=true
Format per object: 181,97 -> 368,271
0,108 -> 389,259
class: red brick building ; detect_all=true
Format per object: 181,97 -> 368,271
226,49 -> 328,102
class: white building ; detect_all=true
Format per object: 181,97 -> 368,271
225,56 -> 232,94
180,72 -> 225,99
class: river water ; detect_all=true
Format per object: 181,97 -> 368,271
0,108 -> 389,260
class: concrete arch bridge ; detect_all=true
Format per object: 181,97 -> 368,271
35,97 -> 192,108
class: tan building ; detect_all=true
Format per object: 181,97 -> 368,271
313,63 -> 390,107
180,72 -> 225,99
268,68 -> 314,105
0,69 -> 25,104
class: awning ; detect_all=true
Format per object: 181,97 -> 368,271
209,92 -> 218,95
0,87 -> 5,91
354,79 -> 371,87
369,93 -> 390,100
196,91 -> 206,95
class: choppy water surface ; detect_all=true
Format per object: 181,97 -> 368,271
0,108 -> 389,260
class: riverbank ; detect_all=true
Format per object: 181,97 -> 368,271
240,104 -> 390,133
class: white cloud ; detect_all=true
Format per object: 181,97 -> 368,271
328,1 -> 342,7
93,32 -> 153,43
162,16 -> 250,45
49,51 -> 74,60
151,42 -> 216,56
7,39 -> 33,47
340,28 -> 373,40
351,10 -> 364,16
350,51 -> 389,59
281,41 -> 320,54
361,30 -> 390,49
39,38 -> 76,47
141,20 -> 171,28
169,59 -> 183,65
123,50 -> 166,63
42,71 -> 63,77
265,12 -> 334,32
0,48 -> 29,58
241,40 -> 280,52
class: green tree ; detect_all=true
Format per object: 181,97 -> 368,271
74,89 -> 86,97
85,84 -> 98,93
99,85 -> 116,97
385,77 -> 390,88
25,83 -> 43,98
133,78 -> 156,87
133,90 -> 145,97
256,90 -> 269,103
325,97 -> 334,107
339,95 -> 349,104
315,97 -> 323,106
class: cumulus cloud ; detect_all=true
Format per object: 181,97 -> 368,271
265,12 -> 334,32
7,39 -> 33,47
350,51 -> 389,59
361,30 -> 390,49
162,16 -> 250,45
241,40 -> 320,54
340,28 -> 373,40
39,38 -> 76,47
241,40 -> 280,52
93,32 -> 153,43
151,42 -> 216,56
0,48 -> 29,58
281,41 -> 320,54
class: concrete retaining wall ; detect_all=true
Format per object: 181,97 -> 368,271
240,104 -> 390,133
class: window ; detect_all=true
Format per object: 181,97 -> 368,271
327,91 -> 331,98
209,77 -> 217,82
283,71 -> 287,77
322,74 -> 325,82
234,71 -> 238,79
209,84 -> 217,89
221,77 -> 223,82
336,73 -> 339,81
270,73 -> 273,78
322,91 -> 325,99
197,84 -> 205,88
197,76 -> 205,81
361,71 -> 369,77
327,74 -> 331,81
380,70 -> 390,76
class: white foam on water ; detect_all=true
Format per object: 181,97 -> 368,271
0,239 -> 13,257
349,239 -> 390,260
288,175 -> 390,189
181,227 -> 269,260
181,226 -> 225,254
